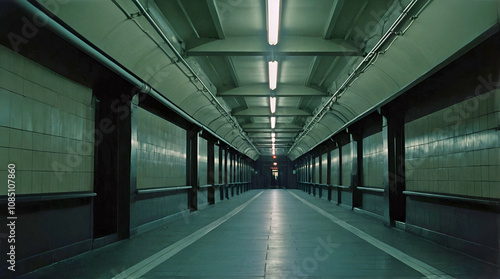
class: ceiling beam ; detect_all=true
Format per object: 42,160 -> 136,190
186,36 -> 360,56
324,0 -> 345,39
241,123 -> 303,130
225,56 -> 241,87
218,84 -> 327,97
305,56 -> 321,86
244,128 -> 302,133
205,0 -> 225,39
233,107 -> 311,117
246,132 -> 299,137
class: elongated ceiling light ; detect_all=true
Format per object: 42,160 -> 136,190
269,61 -> 278,90
270,116 -> 276,129
267,0 -> 281,45
270,97 -> 276,114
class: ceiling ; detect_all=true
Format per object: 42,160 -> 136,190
29,0 -> 500,160
154,0 -> 400,156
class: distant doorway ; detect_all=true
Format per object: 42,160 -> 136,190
271,169 -> 279,188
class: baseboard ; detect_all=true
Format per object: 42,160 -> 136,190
353,207 -> 385,222
5,239 -> 93,278
198,202 -> 210,211
130,209 -> 191,236
338,203 -> 352,210
93,233 -> 119,250
405,223 -> 499,266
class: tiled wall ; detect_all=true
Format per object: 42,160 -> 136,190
199,137 -> 208,186
362,132 -> 384,188
321,153 -> 328,184
0,45 -> 94,195
314,156 -> 320,183
214,145 -> 219,184
221,149 -> 226,184
405,90 -> 500,198
330,149 -> 340,185
341,144 -> 352,186
136,107 -> 186,188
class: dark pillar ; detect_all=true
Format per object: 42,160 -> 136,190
327,149 -> 332,201
337,141 -> 342,204
382,114 -> 406,225
187,126 -> 199,211
93,83 -> 135,242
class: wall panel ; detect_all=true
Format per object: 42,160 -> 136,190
362,132 -> 385,188
0,45 -> 94,195
214,145 -> 219,184
199,137 -> 208,186
136,107 -> 186,189
321,153 -> 328,184
405,90 -> 500,198
314,156 -> 320,183
341,144 -> 352,186
330,149 -> 340,185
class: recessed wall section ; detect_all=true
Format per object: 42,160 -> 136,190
214,145 -> 219,184
341,144 -> 352,186
136,107 -> 187,189
362,132 -> 385,188
405,90 -> 500,198
330,149 -> 340,185
0,45 -> 94,195
199,137 -> 208,186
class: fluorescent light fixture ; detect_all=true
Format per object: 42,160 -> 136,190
271,133 -> 276,138
270,97 -> 276,114
272,143 -> 275,149
267,0 -> 280,45
268,61 -> 278,90
272,149 -> 276,155
270,116 -> 276,129
271,137 -> 276,143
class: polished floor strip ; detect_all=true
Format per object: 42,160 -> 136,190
111,191 -> 264,279
287,190 -> 455,279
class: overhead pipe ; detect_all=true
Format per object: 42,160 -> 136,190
16,0 -> 257,159
130,0 -> 260,157
288,0 -> 419,157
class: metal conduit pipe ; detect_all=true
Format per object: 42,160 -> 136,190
288,0 -> 419,156
17,0 -> 251,158
131,0 -> 260,157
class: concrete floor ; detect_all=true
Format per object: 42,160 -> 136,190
20,189 -> 499,279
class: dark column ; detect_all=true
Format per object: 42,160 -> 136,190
327,149 -> 332,201
336,141 -> 342,204
93,83 -> 135,242
224,148 -> 229,199
207,138 -> 215,204
382,114 -> 406,225
187,126 -> 199,211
